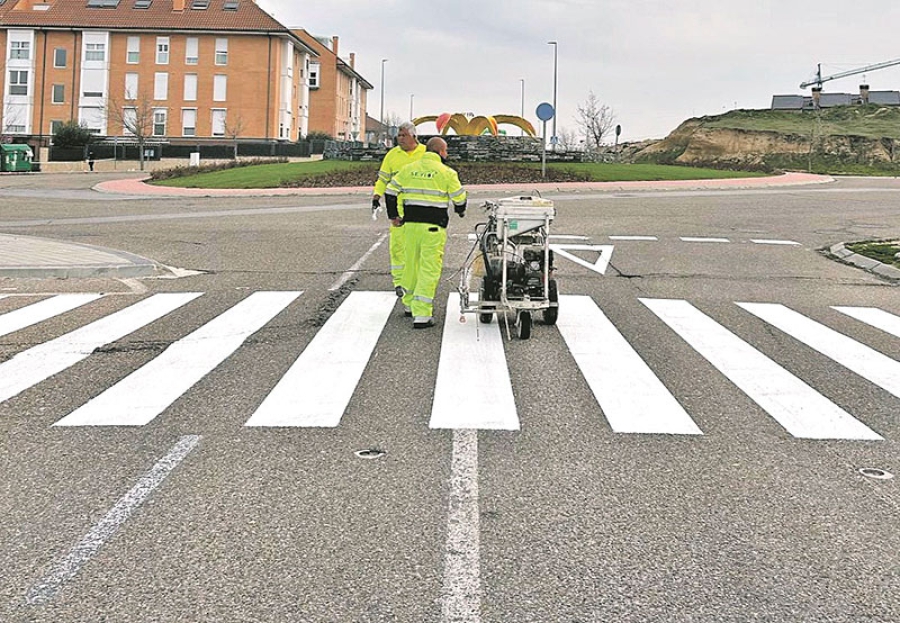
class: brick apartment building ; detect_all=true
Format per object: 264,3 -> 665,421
293,30 -> 371,142
0,0 -> 372,150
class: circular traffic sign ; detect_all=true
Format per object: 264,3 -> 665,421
536,102 -> 555,121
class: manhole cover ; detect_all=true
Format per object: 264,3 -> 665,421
354,449 -> 385,459
858,467 -> 894,480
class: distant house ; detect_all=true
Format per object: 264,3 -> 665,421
293,30 -> 372,142
772,86 -> 900,110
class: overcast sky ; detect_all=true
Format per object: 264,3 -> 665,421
259,0 -> 900,143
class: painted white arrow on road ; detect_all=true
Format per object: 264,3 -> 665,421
550,244 -> 614,275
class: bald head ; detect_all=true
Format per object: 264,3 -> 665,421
426,137 -> 448,157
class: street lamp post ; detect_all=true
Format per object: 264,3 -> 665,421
519,78 -> 525,136
380,58 -> 388,125
410,94 -> 414,121
548,41 -> 558,143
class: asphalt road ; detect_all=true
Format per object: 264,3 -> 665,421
0,173 -> 898,622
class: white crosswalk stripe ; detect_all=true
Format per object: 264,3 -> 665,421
1,290 -> 897,440
642,298 -> 883,440
832,306 -> 900,340
245,291 -> 394,427
54,291 -> 300,427
0,294 -> 103,338
0,293 -> 202,405
430,293 -> 519,430
739,302 -> 900,401
557,295 -> 702,435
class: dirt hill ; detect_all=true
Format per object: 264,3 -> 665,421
632,106 -> 900,172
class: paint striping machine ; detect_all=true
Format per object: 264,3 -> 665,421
458,195 -> 558,340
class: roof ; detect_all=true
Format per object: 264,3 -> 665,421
293,29 -> 373,90
0,0 -> 302,37
867,91 -> 900,105
0,143 -> 34,153
771,95 -> 806,110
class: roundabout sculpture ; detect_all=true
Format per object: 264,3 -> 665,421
413,113 -> 537,137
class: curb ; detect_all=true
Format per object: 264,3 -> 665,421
828,243 -> 900,282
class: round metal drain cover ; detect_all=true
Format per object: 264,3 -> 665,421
355,449 -> 385,459
858,467 -> 894,480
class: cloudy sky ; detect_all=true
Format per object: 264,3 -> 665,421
259,0 -> 900,142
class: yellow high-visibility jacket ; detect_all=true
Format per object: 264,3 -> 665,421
385,152 -> 467,228
373,143 -> 427,197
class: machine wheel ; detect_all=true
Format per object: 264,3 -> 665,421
542,279 -> 559,325
516,311 -> 533,340
479,310 -> 494,324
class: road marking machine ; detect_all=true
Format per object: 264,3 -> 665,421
458,195 -> 558,340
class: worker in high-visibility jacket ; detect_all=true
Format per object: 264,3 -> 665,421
385,137 -> 467,328
372,121 -> 426,297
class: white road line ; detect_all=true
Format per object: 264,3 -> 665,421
609,235 -> 658,241
739,302 -> 900,401
440,429 -> 481,623
557,296 -> 702,435
55,291 -> 300,427
0,294 -> 103,338
750,239 -> 801,245
25,435 -> 201,605
245,291 -> 395,427
0,293 -> 202,405
833,306 -> 900,339
680,237 -> 730,243
642,298 -> 882,440
430,294 -> 519,430
329,233 -> 388,291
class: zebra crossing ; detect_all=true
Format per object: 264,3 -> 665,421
0,290 -> 899,440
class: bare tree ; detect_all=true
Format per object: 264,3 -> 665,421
556,127 -> 579,151
575,91 -> 616,150
104,91 -> 157,171
223,113 -> 246,160
1,98 -> 26,139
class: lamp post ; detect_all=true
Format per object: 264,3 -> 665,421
548,41 -> 558,143
379,58 -> 388,125
410,94 -> 414,121
519,78 -> 525,136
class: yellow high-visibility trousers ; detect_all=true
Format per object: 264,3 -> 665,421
401,222 -> 447,319
389,222 -> 405,288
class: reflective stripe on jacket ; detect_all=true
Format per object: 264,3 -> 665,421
373,143 -> 427,196
384,152 -> 467,227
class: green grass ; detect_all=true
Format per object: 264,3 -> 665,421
150,160 -> 765,189
703,106 -> 900,139
845,240 -> 900,267
149,160 -> 375,189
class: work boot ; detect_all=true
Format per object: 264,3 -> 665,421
394,285 -> 404,298
403,305 -> 412,317
413,316 -> 435,329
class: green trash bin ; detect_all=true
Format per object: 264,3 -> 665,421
0,144 -> 34,172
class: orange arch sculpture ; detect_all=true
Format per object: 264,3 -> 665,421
413,113 -> 536,137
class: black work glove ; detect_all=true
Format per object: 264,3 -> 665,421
455,206 -> 466,218
372,197 -> 381,210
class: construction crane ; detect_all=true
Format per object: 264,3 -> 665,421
800,58 -> 900,89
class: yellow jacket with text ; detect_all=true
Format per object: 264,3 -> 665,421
373,143 -> 427,197
384,152 -> 467,228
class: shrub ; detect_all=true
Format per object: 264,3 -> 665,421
52,121 -> 94,148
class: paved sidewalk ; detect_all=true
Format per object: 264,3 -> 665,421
0,233 -> 159,279
94,171 -> 834,197
1,172 -> 838,280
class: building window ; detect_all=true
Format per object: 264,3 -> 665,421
10,41 -> 30,61
153,110 -> 167,136
184,74 -> 197,101
125,73 -> 138,100
50,120 -> 64,135
127,36 -> 140,63
52,84 -> 65,103
185,37 -> 199,65
85,43 -> 105,62
213,74 -> 227,101
156,37 -> 169,64
309,62 -> 319,88
123,107 -> 136,135
8,71 -> 28,96
182,109 -> 197,136
53,48 -> 67,68
154,73 -> 168,100
215,38 -> 228,65
211,109 -> 226,136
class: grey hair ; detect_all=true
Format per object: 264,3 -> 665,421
399,121 -> 417,136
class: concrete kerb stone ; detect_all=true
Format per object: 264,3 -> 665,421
827,242 -> 900,282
